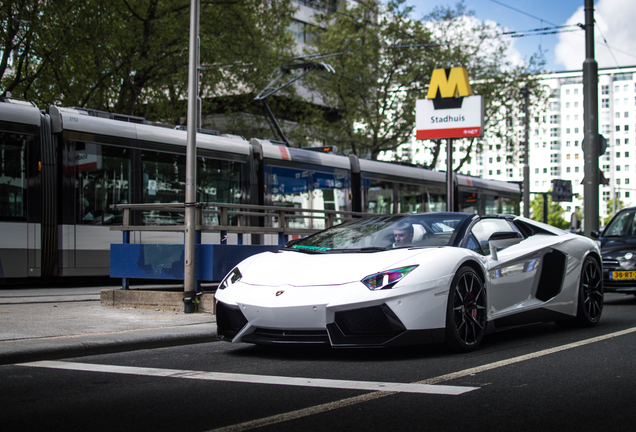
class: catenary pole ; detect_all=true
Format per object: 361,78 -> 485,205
521,86 -> 530,218
183,0 -> 200,312
583,0 -> 599,236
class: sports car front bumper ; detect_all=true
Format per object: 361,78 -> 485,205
216,300 -> 445,347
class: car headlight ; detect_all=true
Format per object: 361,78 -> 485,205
361,265 -> 419,291
219,267 -> 242,290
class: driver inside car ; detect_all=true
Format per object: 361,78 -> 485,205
393,223 -> 414,247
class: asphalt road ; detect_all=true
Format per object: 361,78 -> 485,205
2,293 -> 636,432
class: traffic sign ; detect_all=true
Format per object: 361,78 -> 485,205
552,179 -> 573,202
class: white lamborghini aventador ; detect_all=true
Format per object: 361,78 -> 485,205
215,212 -> 603,352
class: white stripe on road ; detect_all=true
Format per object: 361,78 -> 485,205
19,326 -> 636,432
206,326 -> 636,432
18,360 -> 477,396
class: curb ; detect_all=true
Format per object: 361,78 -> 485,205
0,323 -> 217,366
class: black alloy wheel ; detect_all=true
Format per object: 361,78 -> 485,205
445,267 -> 487,352
576,257 -> 604,326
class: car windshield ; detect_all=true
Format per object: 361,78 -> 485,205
288,213 -> 472,252
604,210 -> 636,237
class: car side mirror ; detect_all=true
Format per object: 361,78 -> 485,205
488,231 -> 523,260
590,230 -> 600,239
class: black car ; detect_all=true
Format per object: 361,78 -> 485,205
594,206 -> 636,295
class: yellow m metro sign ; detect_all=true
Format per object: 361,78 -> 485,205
427,67 -> 473,99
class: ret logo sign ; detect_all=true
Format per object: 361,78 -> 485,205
416,67 -> 484,140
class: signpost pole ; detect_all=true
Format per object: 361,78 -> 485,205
447,138 -> 454,212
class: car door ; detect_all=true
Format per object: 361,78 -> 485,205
470,218 -> 538,317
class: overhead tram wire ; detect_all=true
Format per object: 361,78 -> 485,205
488,0 -> 558,27
594,19 -> 622,69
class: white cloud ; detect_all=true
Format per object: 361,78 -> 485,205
555,0 -> 636,70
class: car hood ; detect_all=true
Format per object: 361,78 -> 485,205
238,248 -> 435,287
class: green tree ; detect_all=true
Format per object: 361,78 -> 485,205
301,0 -> 547,164
301,0 -> 439,159
1,0 -> 296,123
530,193 -> 569,229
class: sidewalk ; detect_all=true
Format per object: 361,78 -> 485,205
0,286 -> 217,366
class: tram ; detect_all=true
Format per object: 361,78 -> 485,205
0,98 -> 520,279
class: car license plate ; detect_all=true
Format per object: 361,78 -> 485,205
611,271 -> 636,280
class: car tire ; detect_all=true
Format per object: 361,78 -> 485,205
574,256 -> 604,327
445,266 -> 487,352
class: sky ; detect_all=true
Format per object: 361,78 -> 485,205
404,0 -> 636,72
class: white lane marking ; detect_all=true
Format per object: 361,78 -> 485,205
17,361 -> 477,396
205,326 -> 636,432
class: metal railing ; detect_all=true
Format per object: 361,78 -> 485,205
109,202 -> 375,243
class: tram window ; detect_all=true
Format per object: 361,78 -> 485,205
484,194 -> 501,215
397,184 -> 424,214
364,179 -> 395,214
0,132 -> 28,220
141,150 -> 185,225
501,196 -> 519,215
75,143 -> 130,225
426,191 -> 446,212
312,171 -> 348,229
460,191 -> 479,214
198,158 -> 243,226
270,166 -> 310,229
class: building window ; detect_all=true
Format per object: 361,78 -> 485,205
543,168 -> 548,174
550,115 -> 559,124
550,128 -> 559,137
617,178 -> 621,185
567,154 -> 571,160
566,140 -> 571,147
602,85 -> 609,95
567,167 -> 571,173
616,112 -> 621,118
625,125 -> 630,131
566,128 -> 571,134
550,166 -> 560,176
575,127 -> 579,133
626,112 -> 630,118
617,152 -> 621,158
574,88 -> 579,95
617,165 -> 621,171
626,151 -> 630,158
575,167 -> 580,173
574,101 -> 579,108
550,153 -> 559,163
565,89 -> 570,95
488,170 -> 492,175
506,168 -> 513,178
617,139 -> 621,146
535,168 -> 539,174
602,98 -> 609,108
496,170 -> 501,175
627,192 -> 631,198
575,154 -> 580,160
626,178 -> 631,185
626,138 -> 630,145
617,125 -> 621,131
566,102 -> 571,109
